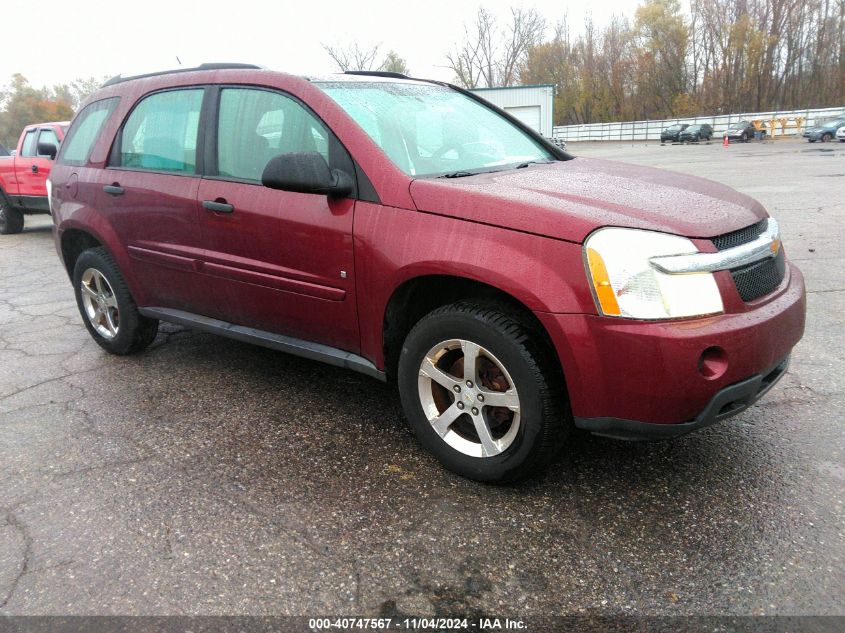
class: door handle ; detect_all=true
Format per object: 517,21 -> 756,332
103,184 -> 124,196
31,164 -> 38,173
202,199 -> 234,214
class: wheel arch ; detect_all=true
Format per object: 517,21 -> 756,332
60,228 -> 103,277
381,274 -> 568,395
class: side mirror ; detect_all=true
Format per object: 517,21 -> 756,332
261,151 -> 353,198
37,142 -> 58,160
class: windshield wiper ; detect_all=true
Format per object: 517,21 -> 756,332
438,171 -> 476,178
515,160 -> 551,169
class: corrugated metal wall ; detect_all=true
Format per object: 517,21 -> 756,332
470,85 -> 555,137
552,106 -> 845,141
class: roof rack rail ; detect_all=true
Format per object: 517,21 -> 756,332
343,70 -> 410,79
102,63 -> 263,87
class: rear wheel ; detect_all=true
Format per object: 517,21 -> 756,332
398,302 -> 568,483
72,247 -> 159,355
0,197 -> 24,235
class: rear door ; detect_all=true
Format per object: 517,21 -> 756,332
98,87 -> 218,316
195,86 -> 359,351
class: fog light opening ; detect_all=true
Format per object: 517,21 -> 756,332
698,346 -> 728,380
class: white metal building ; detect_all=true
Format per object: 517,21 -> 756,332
469,84 -> 555,138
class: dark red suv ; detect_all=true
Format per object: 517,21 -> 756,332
49,64 -> 806,482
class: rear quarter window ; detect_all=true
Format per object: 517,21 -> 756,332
58,97 -> 120,166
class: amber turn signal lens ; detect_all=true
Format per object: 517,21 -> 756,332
587,247 -> 621,316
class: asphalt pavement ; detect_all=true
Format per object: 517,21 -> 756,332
0,137 -> 842,617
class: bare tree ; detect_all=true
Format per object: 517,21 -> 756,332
446,7 -> 545,88
323,42 -> 382,72
501,8 -> 547,85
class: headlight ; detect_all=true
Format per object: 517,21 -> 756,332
584,227 -> 724,319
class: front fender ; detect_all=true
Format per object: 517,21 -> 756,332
353,202 -> 595,368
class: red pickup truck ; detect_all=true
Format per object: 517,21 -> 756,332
0,121 -> 67,234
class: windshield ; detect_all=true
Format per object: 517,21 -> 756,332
318,81 -> 554,177
823,119 -> 845,129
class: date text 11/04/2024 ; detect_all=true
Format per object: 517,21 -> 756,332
308,617 -> 526,630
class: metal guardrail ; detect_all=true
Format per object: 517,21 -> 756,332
552,106 -> 845,142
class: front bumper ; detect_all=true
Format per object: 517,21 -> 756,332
574,356 -> 789,440
535,262 -> 805,429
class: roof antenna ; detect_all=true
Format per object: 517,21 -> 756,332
176,56 -> 182,66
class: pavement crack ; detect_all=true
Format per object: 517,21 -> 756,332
0,510 -> 33,610
38,455 -> 157,480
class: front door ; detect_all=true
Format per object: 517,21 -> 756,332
196,87 -> 359,352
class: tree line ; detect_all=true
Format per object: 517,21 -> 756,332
455,0 -> 845,125
0,74 -> 103,148
325,0 -> 844,126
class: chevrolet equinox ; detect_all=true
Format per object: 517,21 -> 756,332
49,64 -> 806,482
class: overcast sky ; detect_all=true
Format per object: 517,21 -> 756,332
3,0 -> 645,89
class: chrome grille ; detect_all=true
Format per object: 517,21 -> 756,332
712,219 -> 768,251
712,219 -> 785,301
730,249 -> 786,301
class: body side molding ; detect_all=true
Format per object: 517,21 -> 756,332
139,307 -> 385,381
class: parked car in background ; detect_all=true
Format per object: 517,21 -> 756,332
548,136 -> 567,151
660,123 -> 689,143
803,118 -> 845,142
678,124 -> 714,143
0,121 -> 68,234
50,65 -> 805,482
836,126 -> 845,142
724,121 -> 758,142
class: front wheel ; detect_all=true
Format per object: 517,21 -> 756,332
0,197 -> 24,235
821,133 -> 832,142
72,247 -> 159,355
398,302 -> 568,483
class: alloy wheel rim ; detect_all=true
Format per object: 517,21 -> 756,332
417,339 -> 521,458
80,268 -> 120,340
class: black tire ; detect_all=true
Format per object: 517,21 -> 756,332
0,195 -> 24,235
821,133 -> 832,143
72,247 -> 159,355
397,302 -> 569,483
741,132 -> 748,142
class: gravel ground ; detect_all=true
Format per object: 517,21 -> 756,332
0,137 -> 842,617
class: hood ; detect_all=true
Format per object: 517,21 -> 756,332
409,158 -> 767,243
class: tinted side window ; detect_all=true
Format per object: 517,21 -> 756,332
36,129 -> 59,157
118,89 -> 203,174
20,130 -> 37,157
58,98 -> 119,166
217,88 -> 330,182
